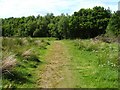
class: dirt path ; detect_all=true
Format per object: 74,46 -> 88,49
37,41 -> 74,88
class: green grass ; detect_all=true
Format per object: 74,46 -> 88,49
2,37 -> 55,88
63,39 -> 118,88
2,37 -> 118,88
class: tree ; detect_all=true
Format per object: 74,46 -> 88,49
2,6 -> 112,39
106,11 -> 120,37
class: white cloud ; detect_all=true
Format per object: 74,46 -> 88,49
0,0 -> 119,18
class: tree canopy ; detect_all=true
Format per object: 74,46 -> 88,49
2,6 -> 118,39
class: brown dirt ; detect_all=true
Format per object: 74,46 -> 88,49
37,41 -> 74,88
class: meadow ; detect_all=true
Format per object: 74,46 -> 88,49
1,37 -> 119,88
1,2 -> 120,89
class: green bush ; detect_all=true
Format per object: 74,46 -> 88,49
106,11 -> 120,37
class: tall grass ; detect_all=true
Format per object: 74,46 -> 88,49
74,39 -> 118,68
2,37 -> 53,88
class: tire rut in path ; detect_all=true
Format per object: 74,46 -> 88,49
37,41 -> 74,88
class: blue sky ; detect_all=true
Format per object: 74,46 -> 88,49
0,0 -> 119,18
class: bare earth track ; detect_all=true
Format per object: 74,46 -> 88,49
37,41 -> 74,88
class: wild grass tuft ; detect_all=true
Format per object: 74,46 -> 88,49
2,55 -> 17,74
2,37 -> 52,88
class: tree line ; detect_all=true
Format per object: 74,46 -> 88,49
2,6 -> 119,39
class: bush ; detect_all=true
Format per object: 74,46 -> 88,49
106,11 -> 120,37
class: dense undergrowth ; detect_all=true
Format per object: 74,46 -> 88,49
1,37 -> 55,88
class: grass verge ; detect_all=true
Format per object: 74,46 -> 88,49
2,37 -> 55,88
63,39 -> 118,88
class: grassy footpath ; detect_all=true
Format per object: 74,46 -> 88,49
37,41 -> 75,88
2,38 -> 118,88
63,39 -> 118,88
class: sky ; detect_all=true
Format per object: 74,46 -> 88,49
0,0 -> 119,18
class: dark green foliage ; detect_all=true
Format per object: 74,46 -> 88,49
72,6 -> 111,38
106,11 -> 120,37
2,6 -> 112,39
